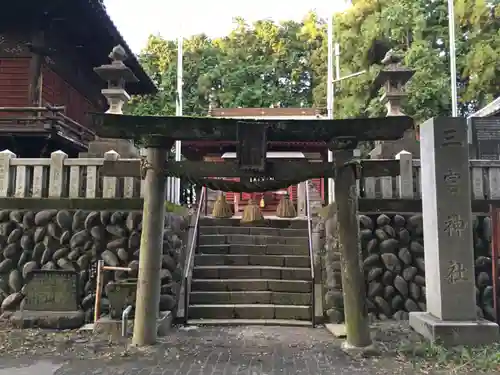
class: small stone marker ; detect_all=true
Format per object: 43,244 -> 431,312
105,280 -> 138,320
325,323 -> 346,338
409,117 -> 499,346
10,270 -> 84,329
22,270 -> 79,311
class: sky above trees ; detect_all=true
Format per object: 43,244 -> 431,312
104,0 -> 348,52
127,0 -> 499,124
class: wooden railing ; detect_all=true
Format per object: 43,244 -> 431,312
1,148 -> 500,206
359,151 -> 500,200
0,149 -> 180,202
0,106 -> 96,143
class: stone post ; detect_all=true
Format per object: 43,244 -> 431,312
132,145 -> 169,345
334,150 -> 372,349
90,45 -> 138,157
409,117 -> 499,346
297,181 -> 306,216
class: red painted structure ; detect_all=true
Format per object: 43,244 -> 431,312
181,107 -> 328,213
0,1 -> 156,157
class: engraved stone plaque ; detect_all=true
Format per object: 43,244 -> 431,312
471,117 -> 500,159
22,270 -> 79,311
236,121 -> 268,172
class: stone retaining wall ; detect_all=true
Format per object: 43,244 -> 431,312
323,212 -> 495,323
0,209 -> 188,322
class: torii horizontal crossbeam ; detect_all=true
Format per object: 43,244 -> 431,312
91,113 -> 414,142
100,159 -> 401,179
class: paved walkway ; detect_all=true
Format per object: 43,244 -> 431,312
0,326 -> 388,375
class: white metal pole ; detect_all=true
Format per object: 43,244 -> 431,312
327,14 -> 335,204
327,43 -> 342,205
327,18 -> 334,120
176,36 -> 183,116
174,36 -> 183,204
448,0 -> 458,117
335,43 -> 341,81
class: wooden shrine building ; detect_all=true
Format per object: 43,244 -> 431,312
0,0 -> 156,157
468,96 -> 500,159
187,107 -> 329,214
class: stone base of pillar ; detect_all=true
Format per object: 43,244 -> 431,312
409,312 -> 499,347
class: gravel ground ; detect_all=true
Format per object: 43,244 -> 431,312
0,321 -> 496,375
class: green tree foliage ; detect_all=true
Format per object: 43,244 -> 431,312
128,0 -> 500,122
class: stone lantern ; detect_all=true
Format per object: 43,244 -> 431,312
94,45 -> 138,114
369,53 -> 417,159
374,55 -> 415,116
86,45 -> 139,157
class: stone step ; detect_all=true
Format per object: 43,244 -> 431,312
192,266 -> 311,280
198,244 -> 308,256
188,304 -> 312,320
191,279 -> 312,293
199,217 -> 308,229
194,254 -> 310,268
198,234 -> 308,246
199,226 -> 308,237
189,291 -> 312,305
187,318 -> 312,327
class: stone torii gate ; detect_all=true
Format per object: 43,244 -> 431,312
94,115 -> 413,347
92,47 -> 413,348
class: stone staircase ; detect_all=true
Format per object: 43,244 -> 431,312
187,217 -> 313,325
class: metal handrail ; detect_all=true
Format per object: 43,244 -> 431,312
183,186 -> 206,324
304,180 -> 315,327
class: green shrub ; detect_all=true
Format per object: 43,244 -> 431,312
164,201 -> 188,215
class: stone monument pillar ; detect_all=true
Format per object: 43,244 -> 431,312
86,45 -> 139,157
409,117 -> 499,346
369,57 -> 417,159
297,181 -> 306,216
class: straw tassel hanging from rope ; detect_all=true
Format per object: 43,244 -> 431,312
212,192 -> 233,218
276,192 -> 296,218
241,193 -> 264,223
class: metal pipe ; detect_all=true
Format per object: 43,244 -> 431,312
332,70 -> 367,83
335,43 -> 341,81
93,260 -> 104,322
327,15 -> 335,205
94,262 -> 132,323
305,180 -> 315,328
102,266 -> 132,272
122,305 -> 133,337
175,35 -> 184,205
183,186 -> 206,324
327,17 -> 334,121
447,0 -> 458,116
176,36 -> 183,117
